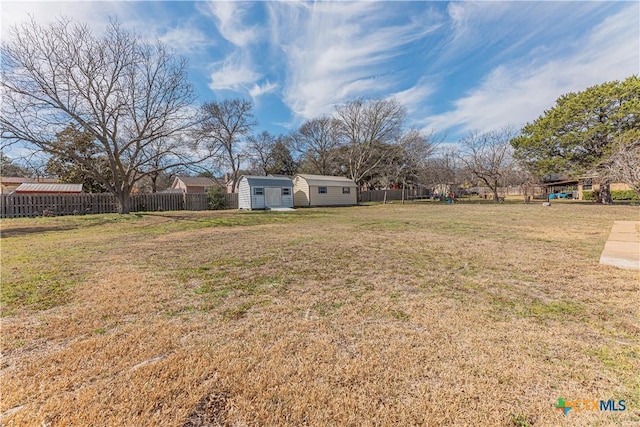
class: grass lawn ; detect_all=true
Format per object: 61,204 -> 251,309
1,203 -> 639,426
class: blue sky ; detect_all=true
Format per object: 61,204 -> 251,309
2,1 -> 639,152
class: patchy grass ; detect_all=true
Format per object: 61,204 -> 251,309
1,204 -> 639,426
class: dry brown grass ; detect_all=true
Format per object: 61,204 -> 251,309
1,203 -> 639,426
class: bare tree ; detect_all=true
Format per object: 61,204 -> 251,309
507,162 -> 540,203
292,116 -> 343,175
136,138 -> 185,193
596,132 -> 640,198
1,18 -> 202,213
246,131 -> 277,175
397,129 -> 439,182
0,153 -> 30,177
335,98 -> 406,188
458,127 -> 518,203
199,99 -> 256,192
375,129 -> 438,189
419,148 -> 463,196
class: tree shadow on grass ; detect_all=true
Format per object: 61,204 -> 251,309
0,225 -> 79,238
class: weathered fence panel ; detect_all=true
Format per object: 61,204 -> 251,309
360,190 -> 400,202
359,189 -> 427,203
1,193 -> 119,218
182,194 -> 205,210
131,193 -> 185,212
224,193 -> 238,209
1,191 -> 240,218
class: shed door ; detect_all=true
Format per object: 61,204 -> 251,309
265,187 -> 282,207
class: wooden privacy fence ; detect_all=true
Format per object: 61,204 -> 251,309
1,189 -> 427,218
359,189 -> 429,203
1,193 -> 239,218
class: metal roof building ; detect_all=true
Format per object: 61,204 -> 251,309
237,176 -> 294,210
12,183 -> 83,194
293,174 -> 357,207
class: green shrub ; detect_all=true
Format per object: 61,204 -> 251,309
207,186 -> 227,210
582,190 -> 596,200
611,189 -> 640,200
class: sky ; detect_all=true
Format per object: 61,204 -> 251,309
1,0 -> 639,155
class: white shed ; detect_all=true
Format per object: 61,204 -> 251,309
293,174 -> 358,207
237,176 -> 294,210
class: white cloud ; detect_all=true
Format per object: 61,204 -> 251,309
390,81 -> 435,119
423,3 -> 640,138
431,1 -> 608,74
159,25 -> 213,54
198,1 -> 258,47
208,53 -> 261,92
249,81 -> 278,99
1,2 -> 194,52
207,55 -> 277,101
0,1 -> 137,39
267,2 -> 443,120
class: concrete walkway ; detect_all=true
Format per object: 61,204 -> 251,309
599,221 -> 640,270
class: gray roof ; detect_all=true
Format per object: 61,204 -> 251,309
174,176 -> 219,186
13,183 -> 83,193
294,174 -> 357,187
241,175 -> 293,187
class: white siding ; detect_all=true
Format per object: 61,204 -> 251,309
309,185 -> 357,206
251,189 -> 266,209
281,189 -> 294,207
238,178 -> 252,209
293,176 -> 310,207
239,176 -> 294,209
259,187 -> 293,208
293,174 -> 357,207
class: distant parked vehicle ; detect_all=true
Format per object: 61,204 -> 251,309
548,192 -> 573,199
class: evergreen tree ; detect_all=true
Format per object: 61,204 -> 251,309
44,125 -> 111,193
511,76 -> 640,203
267,139 -> 297,176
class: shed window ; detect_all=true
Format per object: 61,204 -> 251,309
582,179 -> 592,191
342,187 -> 351,194
318,187 -> 327,194
254,187 -> 264,195
282,188 -> 291,196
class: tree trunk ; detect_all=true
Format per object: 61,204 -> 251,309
115,191 -> 132,214
151,174 -> 159,193
598,182 -> 612,204
492,188 -> 500,203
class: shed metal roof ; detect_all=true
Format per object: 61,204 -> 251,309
241,176 -> 293,187
295,174 -> 357,187
13,183 -> 83,193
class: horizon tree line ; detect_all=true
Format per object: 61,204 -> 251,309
2,16 -> 637,212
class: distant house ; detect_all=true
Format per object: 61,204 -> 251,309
237,176 -> 294,210
292,174 -> 357,207
542,176 -> 579,198
12,183 -> 82,194
0,177 -> 58,194
577,176 -> 633,200
170,176 -> 220,194
542,175 -> 633,200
